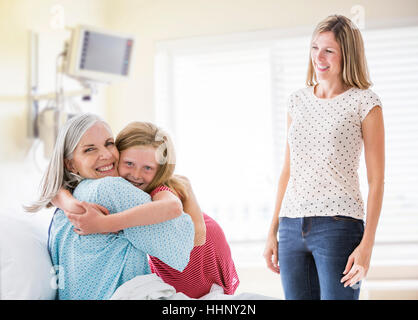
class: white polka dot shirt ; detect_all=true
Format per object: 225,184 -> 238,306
280,86 -> 382,220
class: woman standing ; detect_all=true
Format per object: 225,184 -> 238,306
263,15 -> 385,300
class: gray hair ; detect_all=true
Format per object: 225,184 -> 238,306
25,113 -> 111,212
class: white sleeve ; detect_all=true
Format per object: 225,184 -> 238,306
359,89 -> 382,122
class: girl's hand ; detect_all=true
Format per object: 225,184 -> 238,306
341,242 -> 373,288
263,233 -> 280,274
66,202 -> 111,235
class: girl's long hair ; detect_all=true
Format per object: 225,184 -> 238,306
115,122 -> 189,201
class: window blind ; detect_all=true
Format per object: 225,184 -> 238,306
156,44 -> 276,241
361,26 -> 418,242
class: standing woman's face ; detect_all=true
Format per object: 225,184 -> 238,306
311,31 -> 343,83
65,122 -> 119,179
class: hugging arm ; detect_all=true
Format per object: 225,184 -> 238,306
90,178 -> 194,271
173,175 -> 206,246
51,188 -> 86,215
53,184 -> 183,235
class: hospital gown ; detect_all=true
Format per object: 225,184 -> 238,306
48,176 -> 194,300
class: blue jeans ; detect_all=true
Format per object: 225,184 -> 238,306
278,216 -> 364,300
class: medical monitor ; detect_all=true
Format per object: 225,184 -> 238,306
65,25 -> 134,83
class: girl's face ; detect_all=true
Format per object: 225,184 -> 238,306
65,122 -> 119,179
311,31 -> 343,82
118,146 -> 159,191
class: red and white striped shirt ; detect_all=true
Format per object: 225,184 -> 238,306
149,185 -> 240,298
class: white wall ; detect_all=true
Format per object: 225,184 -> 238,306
103,0 -> 418,133
2,0 -> 418,160
0,0 -> 417,205
0,0 -> 110,209
0,0 -> 109,161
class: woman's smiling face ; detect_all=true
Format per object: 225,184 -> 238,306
311,31 -> 343,82
65,122 -> 119,179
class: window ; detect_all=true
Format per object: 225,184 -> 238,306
361,26 -> 418,243
155,25 -> 418,263
156,43 -> 276,242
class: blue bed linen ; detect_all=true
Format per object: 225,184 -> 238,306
48,176 -> 194,300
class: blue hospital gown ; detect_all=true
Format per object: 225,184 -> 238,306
48,176 -> 194,300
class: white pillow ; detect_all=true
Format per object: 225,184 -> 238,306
0,208 -> 56,300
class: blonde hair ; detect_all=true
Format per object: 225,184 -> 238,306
115,122 -> 189,201
25,113 -> 109,212
306,14 -> 372,89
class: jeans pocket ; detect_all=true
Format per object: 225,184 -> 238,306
331,215 -> 364,236
332,215 -> 363,223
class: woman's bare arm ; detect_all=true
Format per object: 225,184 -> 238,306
341,105 -> 385,287
106,190 -> 183,232
51,188 -> 85,214
263,113 -> 292,273
52,186 -> 183,234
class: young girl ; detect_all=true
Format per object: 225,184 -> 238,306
58,121 -> 239,298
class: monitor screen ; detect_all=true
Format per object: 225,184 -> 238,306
79,31 -> 133,76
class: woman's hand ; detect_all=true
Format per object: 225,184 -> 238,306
341,242 -> 373,288
65,202 -> 111,235
263,233 -> 280,274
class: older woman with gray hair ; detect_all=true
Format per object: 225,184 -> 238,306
26,113 -> 194,300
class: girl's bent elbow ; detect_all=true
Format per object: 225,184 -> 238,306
172,200 -> 183,217
193,223 -> 206,246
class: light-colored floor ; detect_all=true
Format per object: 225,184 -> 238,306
235,266 -> 418,300
234,266 -> 284,299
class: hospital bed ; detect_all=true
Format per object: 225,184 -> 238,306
0,206 -> 273,300
0,207 -> 56,299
